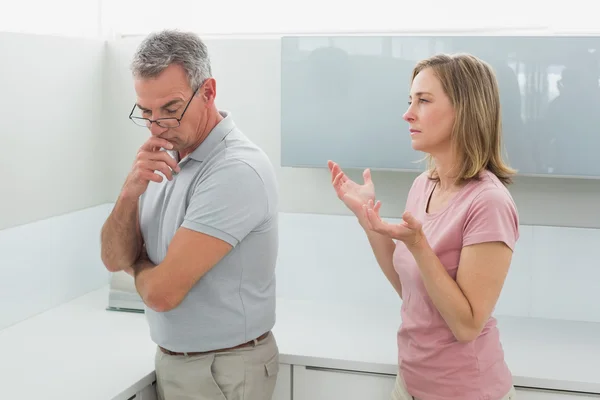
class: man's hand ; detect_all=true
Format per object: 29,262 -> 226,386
121,137 -> 181,200
132,246 -> 154,277
120,246 -> 151,278
133,228 -> 232,313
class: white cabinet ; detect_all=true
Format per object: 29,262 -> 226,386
516,387 -> 600,399
124,366 -> 600,400
293,365 -> 396,400
135,381 -> 158,400
273,363 -> 292,400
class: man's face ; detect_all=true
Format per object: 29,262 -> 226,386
133,64 -> 213,152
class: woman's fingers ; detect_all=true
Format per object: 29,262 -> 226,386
333,171 -> 344,188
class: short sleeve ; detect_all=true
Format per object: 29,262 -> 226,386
462,188 -> 519,250
181,159 -> 268,247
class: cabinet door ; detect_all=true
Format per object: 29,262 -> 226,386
293,365 -> 396,400
136,381 -> 158,400
272,363 -> 292,400
516,387 -> 600,399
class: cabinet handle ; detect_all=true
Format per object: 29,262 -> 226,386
305,365 -> 396,378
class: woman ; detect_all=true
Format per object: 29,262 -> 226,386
328,53 -> 519,400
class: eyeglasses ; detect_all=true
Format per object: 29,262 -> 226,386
129,85 -> 201,128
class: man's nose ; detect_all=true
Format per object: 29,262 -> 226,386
149,121 -> 168,136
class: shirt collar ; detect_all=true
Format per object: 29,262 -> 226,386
170,110 -> 234,163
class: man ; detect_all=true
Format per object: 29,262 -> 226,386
100,30 -> 280,400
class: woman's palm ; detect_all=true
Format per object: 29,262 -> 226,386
328,160 -> 375,215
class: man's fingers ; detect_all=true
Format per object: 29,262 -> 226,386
138,148 -> 180,172
135,160 -> 174,181
138,169 -> 164,183
140,137 -> 173,152
155,151 -> 180,172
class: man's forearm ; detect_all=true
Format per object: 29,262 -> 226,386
122,252 -> 155,303
100,193 -> 142,272
133,257 -> 155,279
132,253 -> 161,311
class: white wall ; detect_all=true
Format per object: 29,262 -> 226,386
0,32 -> 109,230
278,213 -> 600,323
0,205 -> 112,330
0,33 -> 110,329
0,1 -> 100,38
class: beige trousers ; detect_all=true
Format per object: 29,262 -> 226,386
155,332 -> 279,400
391,372 -> 517,400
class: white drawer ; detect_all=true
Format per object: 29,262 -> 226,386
293,365 -> 396,400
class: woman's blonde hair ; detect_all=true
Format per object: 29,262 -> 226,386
411,53 -> 516,185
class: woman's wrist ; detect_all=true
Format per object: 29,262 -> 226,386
406,233 -> 428,255
357,214 -> 373,232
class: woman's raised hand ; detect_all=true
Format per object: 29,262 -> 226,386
328,160 -> 375,224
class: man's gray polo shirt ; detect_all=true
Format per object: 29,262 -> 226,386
138,110 -> 279,353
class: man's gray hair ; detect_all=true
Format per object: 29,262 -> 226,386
131,30 -> 212,91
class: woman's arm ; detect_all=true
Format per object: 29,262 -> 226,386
407,239 -> 512,342
365,188 -> 519,342
408,188 -> 518,342
364,228 -> 402,298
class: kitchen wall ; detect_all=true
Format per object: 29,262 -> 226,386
0,33 -> 110,329
1,32 -> 109,230
277,213 -> 600,323
2,32 -> 599,331
0,204 -> 112,330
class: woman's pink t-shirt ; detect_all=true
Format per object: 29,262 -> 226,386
394,170 -> 519,400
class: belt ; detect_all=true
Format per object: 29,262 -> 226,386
159,331 -> 271,356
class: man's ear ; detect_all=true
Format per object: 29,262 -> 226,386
201,77 -> 217,103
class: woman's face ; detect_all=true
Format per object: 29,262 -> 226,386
403,67 -> 455,155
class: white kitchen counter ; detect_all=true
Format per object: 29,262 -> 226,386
2,285 -> 600,399
0,286 -> 155,400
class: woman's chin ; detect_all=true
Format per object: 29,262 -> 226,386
410,139 -> 427,152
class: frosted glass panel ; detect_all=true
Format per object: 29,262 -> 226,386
281,35 -> 600,178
